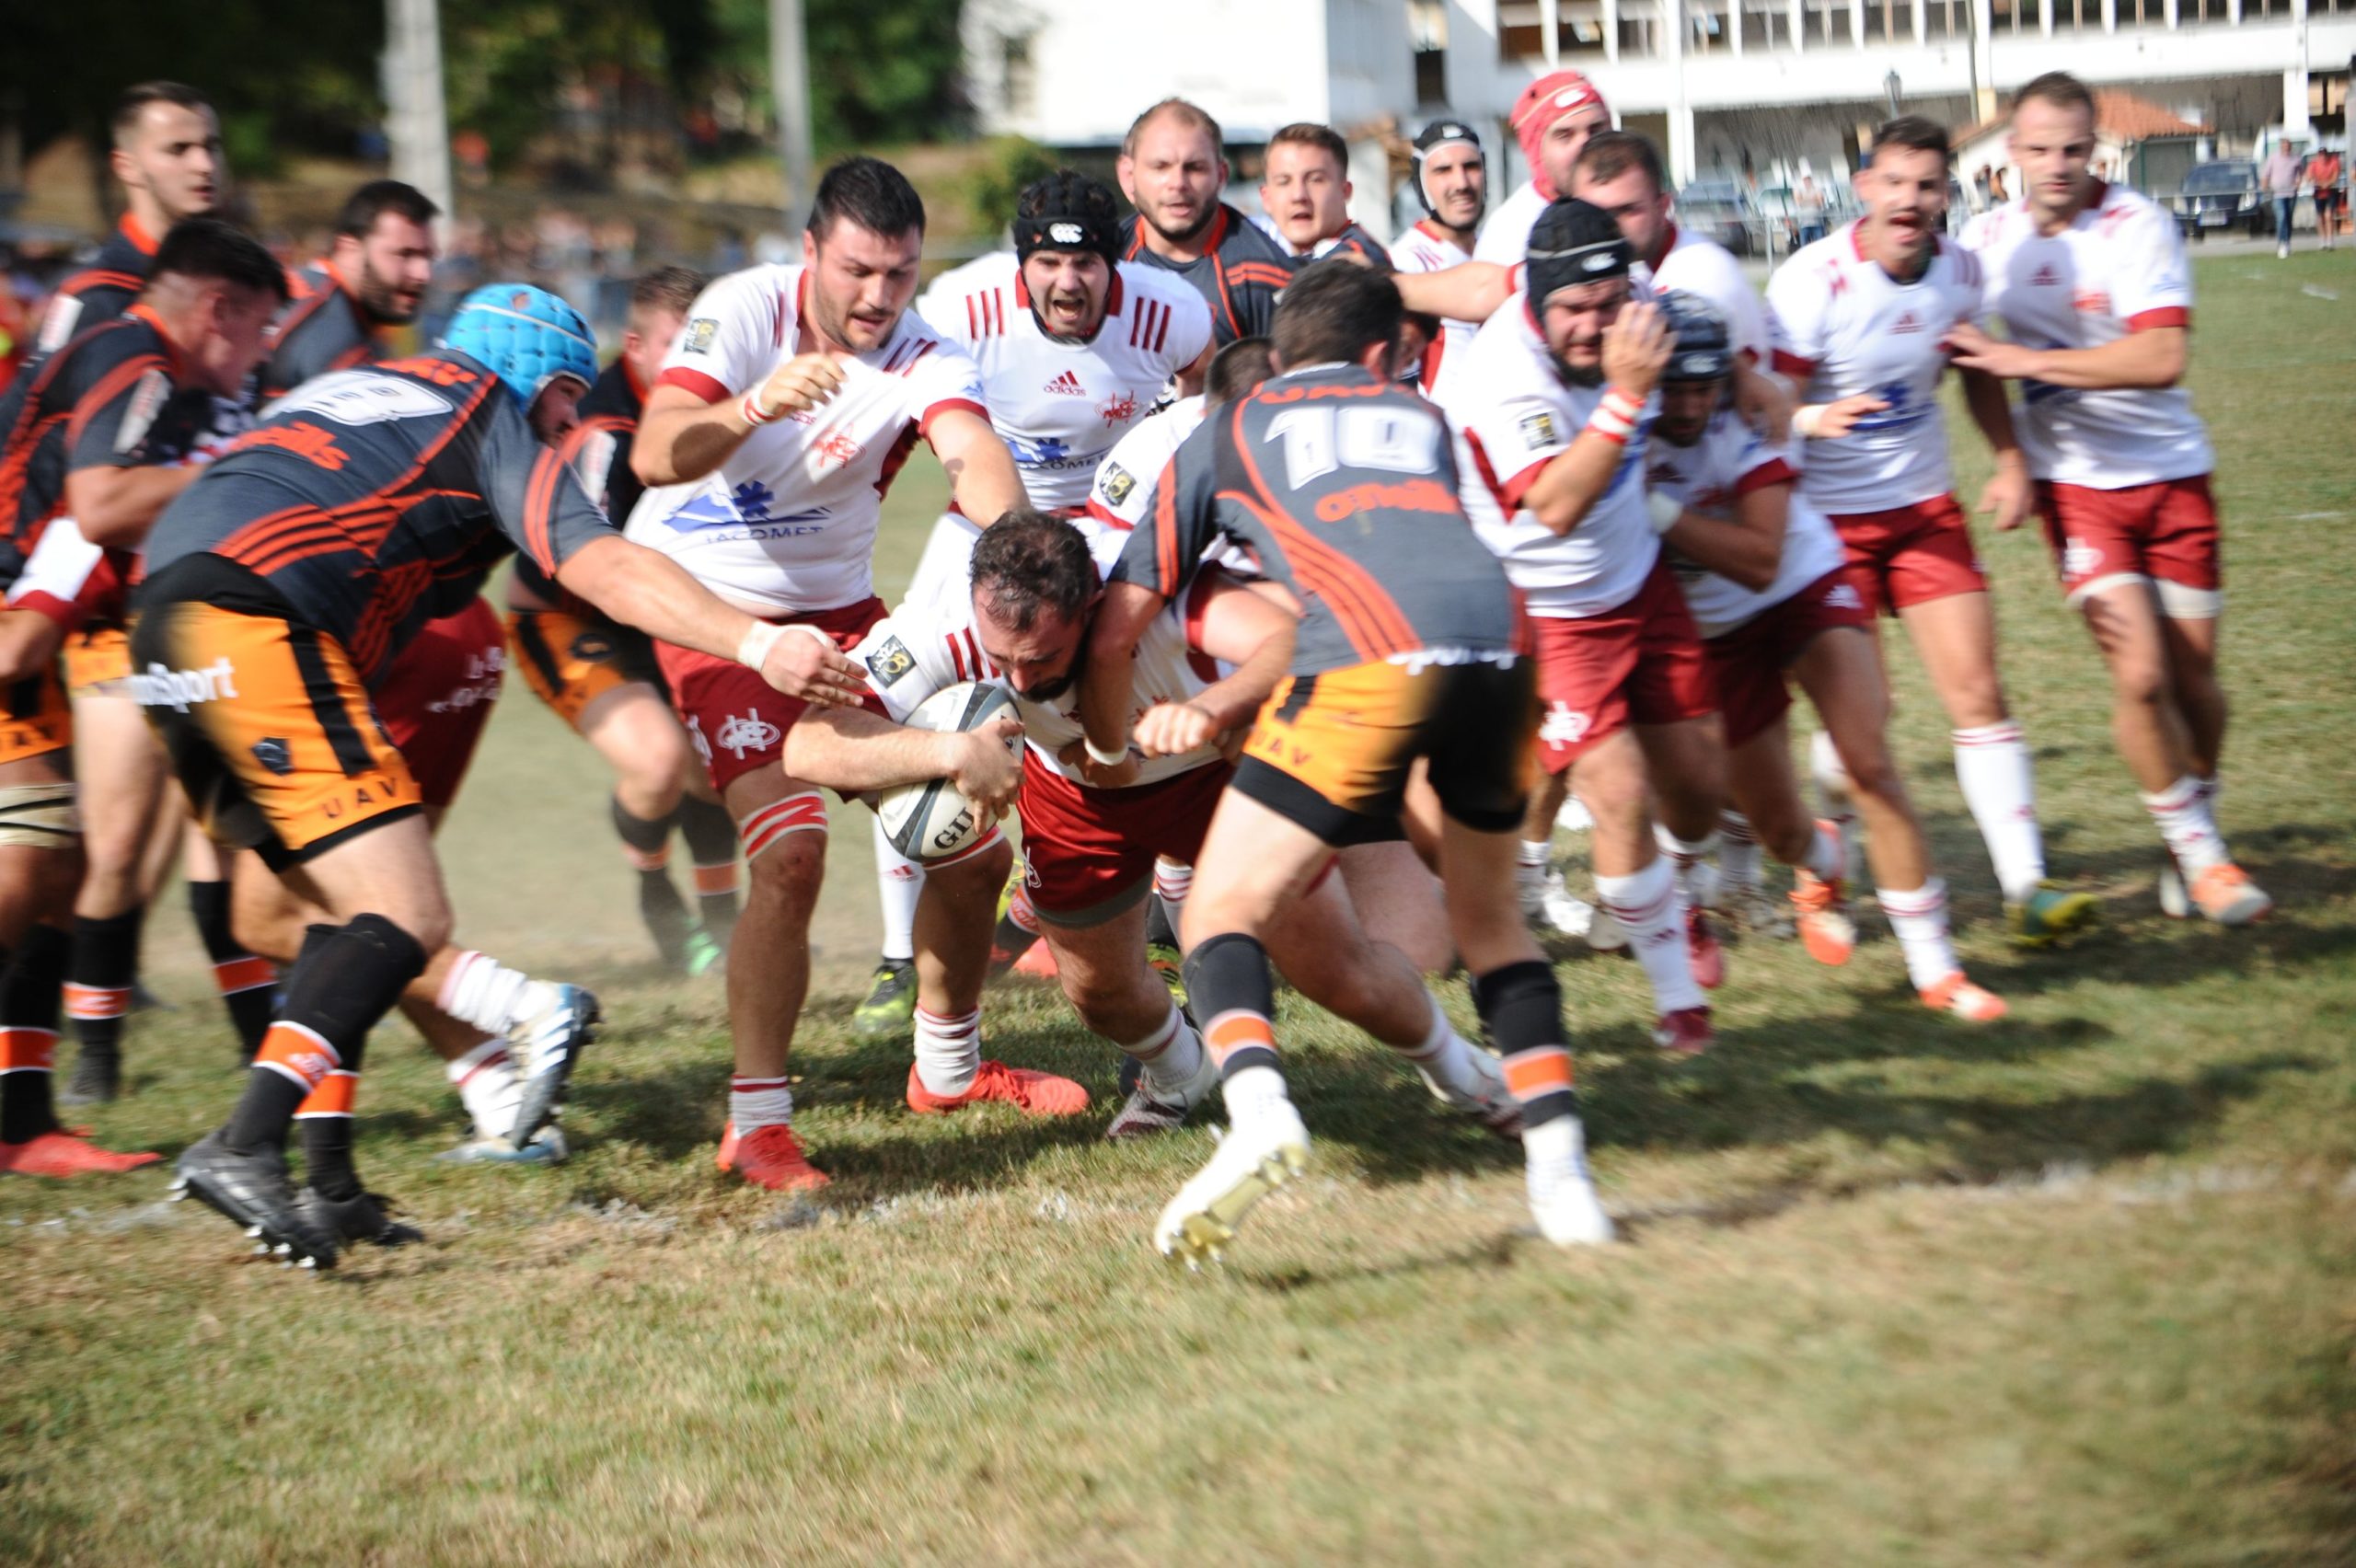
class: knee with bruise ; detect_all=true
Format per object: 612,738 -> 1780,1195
1471,959 -> 1565,1055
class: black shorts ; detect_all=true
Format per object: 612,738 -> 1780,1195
1232,653 -> 1536,847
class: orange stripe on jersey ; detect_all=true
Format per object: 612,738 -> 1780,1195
1228,405 -> 1419,658
64,351 -> 167,453
1501,1046 -> 1575,1100
0,1027 -> 58,1072
294,1068 -> 360,1118
523,445 -> 565,571
1152,454 -> 1184,597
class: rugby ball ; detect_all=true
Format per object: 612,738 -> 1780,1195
874,681 -> 1022,862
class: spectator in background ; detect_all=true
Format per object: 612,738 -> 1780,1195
1988,167 -> 2010,204
1974,166 -> 1993,211
1796,173 -> 1827,244
2261,141 -> 2302,259
2308,145 -> 2342,253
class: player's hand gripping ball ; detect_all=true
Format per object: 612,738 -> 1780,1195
876,682 -> 1024,861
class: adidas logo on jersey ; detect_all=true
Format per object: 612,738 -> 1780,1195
1822,582 -> 1865,612
2030,264 -> 2062,286
1891,311 -> 1925,334
1044,371 -> 1087,396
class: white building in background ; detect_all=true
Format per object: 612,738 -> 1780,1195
965,0 -> 2352,214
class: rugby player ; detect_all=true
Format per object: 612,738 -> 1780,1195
1648,293 -> 2007,1018
1439,200 -> 1725,1056
509,265 -> 743,974
1252,123 -> 1392,264
1391,119 -> 1489,389
1083,262 -> 1615,1262
629,157 -> 1078,1193
137,283 -> 842,1265
1477,72 -> 1613,268
0,219 -> 283,1171
1765,117 -> 2097,946
1115,98 -> 1301,345
1953,73 -> 2267,925
800,512 -> 1519,1139
255,180 -> 440,403
853,170 -> 1213,1037
0,219 -> 284,1111
29,82 -> 223,359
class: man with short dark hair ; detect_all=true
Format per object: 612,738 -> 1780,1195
1253,123 -> 1390,264
257,180 -> 442,403
1952,71 -> 2268,925
1116,98 -> 1301,345
1767,116 -> 2096,950
506,264 -> 743,976
30,83 -> 223,360
629,156 -> 1057,1193
1084,261 -> 1615,1260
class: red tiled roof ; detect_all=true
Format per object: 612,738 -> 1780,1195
1956,87 -> 2206,146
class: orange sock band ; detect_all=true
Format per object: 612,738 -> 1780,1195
1501,1046 -> 1576,1101
0,1027 -> 58,1072
62,983 -> 131,1020
213,956 -> 278,996
294,1068 -> 359,1119
253,1021 -> 341,1091
693,862 -> 739,895
1204,1010 -> 1278,1070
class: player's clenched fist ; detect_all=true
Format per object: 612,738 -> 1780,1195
1600,302 -> 1673,399
1132,700 -> 1221,759
742,352 -> 845,427
749,621 -> 867,707
952,715 -> 1025,816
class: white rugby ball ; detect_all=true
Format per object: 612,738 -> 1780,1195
875,681 -> 1022,862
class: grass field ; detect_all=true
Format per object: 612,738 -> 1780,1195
5,253 -> 2354,1565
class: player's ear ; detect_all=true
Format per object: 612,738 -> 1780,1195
801,227 -> 818,267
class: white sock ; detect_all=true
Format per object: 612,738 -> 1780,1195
1122,1001 -> 1204,1097
437,951 -> 557,1037
446,1035 -> 523,1141
1952,723 -> 2047,902
1653,824 -> 1719,907
872,816 -> 924,963
1393,992 -> 1484,1098
2141,775 -> 2228,874
1151,858 -> 1192,920
1596,857 -> 1704,1013
1799,819 -> 1845,882
731,1075 -> 793,1134
1717,809 -> 1761,890
1878,878 -> 1960,991
913,1005 -> 982,1097
1810,728 -> 1854,813
1219,1062 -> 1292,1121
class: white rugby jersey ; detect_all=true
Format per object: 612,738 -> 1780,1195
915,253 -> 1211,512
852,529 -> 1222,788
1960,185 -> 2212,489
1641,224 -> 1769,365
1084,395 -> 1206,532
1764,224 -> 1984,516
1646,410 -> 1845,637
626,264 -> 988,616
1473,180 -> 1551,267
1438,294 -> 1659,618
1392,219 -> 1480,388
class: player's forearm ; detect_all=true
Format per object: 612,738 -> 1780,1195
2016,329 -> 2186,390
782,707 -> 963,793
558,536 -> 754,662
1661,490 -> 1786,592
0,610 -> 66,685
1394,263 -> 1510,325
1079,582 -> 1167,749
1190,622 -> 1294,732
1959,367 -> 2027,462
943,441 -> 1027,527
633,404 -> 752,488
1521,434 -> 1629,536
65,465 -> 195,548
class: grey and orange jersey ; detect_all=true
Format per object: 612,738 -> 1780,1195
1110,363 -> 1519,674
140,350 -> 616,678
256,264 -> 389,404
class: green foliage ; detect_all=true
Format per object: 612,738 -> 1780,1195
713,0 -> 971,153
963,136 -> 1058,232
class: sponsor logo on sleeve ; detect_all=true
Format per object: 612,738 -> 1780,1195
1519,410 -> 1560,451
685,317 -> 720,355
864,635 -> 917,685
115,369 -> 170,455
1099,463 -> 1138,506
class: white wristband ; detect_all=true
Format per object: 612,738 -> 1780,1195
1082,736 -> 1129,767
736,619 -> 787,671
1793,404 -> 1828,439
740,389 -> 778,428
1646,490 -> 1685,536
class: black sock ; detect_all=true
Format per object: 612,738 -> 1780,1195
224,914 -> 425,1157
299,1094 -> 361,1200
1182,932 -> 1282,1079
188,879 -> 277,1061
676,795 -> 741,943
64,910 -> 140,1077
1472,960 -> 1580,1127
1143,893 -> 1180,951
0,928 -> 68,1143
612,796 -> 694,958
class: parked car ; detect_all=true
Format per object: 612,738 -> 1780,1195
1675,180 -> 1759,256
2174,161 -> 2270,241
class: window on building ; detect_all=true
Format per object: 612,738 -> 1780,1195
1496,0 -> 1608,57
1800,0 -> 1842,44
1923,0 -> 1958,35
1689,0 -> 1733,50
1740,0 -> 1795,45
1000,31 -> 1036,119
1617,0 -> 1663,55
1862,0 -> 1898,39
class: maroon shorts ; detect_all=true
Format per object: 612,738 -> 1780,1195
2033,474 -> 2221,613
375,598 -> 506,811
1828,491 -> 1987,616
1018,758 -> 1230,925
1704,571 -> 1876,748
1531,559 -> 1716,774
655,597 -> 889,794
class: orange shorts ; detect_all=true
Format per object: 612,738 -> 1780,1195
0,664 -> 72,769
506,607 -> 663,730
62,624 -> 132,698
128,601 -> 420,870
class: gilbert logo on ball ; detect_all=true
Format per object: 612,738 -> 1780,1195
875,681 -> 1022,862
